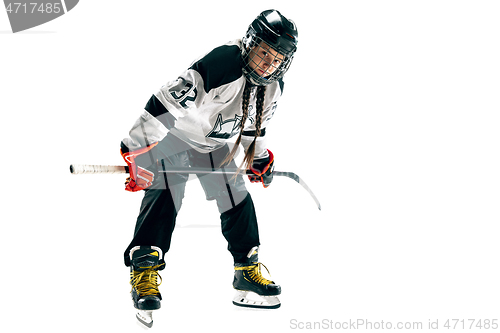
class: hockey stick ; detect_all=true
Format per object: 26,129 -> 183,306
69,164 -> 321,211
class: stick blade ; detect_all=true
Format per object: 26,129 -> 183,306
274,171 -> 322,210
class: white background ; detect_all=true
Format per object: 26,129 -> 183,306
1,0 -> 499,332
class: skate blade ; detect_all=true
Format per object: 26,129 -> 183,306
232,290 -> 281,309
136,310 -> 153,329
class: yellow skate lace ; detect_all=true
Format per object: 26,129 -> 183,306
235,262 -> 274,285
130,264 -> 164,296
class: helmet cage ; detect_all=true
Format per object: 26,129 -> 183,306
241,29 -> 295,86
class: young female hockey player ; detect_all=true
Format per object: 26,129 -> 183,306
120,9 -> 298,327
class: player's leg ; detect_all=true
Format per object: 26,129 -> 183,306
123,134 -> 191,266
193,146 -> 281,308
191,146 -> 258,261
123,134 -> 192,327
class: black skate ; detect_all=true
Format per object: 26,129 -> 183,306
232,246 -> 281,309
129,246 -> 164,328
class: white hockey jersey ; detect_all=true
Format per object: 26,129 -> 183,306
121,39 -> 284,160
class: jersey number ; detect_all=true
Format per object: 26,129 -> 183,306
170,83 -> 198,108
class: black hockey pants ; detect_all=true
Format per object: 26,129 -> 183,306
123,133 -> 260,267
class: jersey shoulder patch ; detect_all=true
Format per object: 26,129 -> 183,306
189,42 -> 243,93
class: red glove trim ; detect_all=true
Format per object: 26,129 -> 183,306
250,149 -> 274,176
249,149 -> 274,188
120,142 -> 158,192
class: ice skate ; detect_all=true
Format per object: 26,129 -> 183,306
232,246 -> 281,309
129,246 -> 165,328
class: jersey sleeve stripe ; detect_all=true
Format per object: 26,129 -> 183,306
145,94 -> 176,130
242,128 -> 266,138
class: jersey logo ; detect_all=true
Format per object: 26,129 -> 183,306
206,114 -> 242,139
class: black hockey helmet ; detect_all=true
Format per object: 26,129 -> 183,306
242,10 -> 298,86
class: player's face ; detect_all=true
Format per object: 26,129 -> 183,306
247,41 -> 285,78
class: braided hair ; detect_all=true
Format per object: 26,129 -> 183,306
221,80 -> 266,170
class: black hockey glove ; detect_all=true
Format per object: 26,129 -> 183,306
249,149 -> 274,188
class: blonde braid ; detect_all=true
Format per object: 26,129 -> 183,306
221,82 -> 266,172
254,86 -> 266,137
220,81 -> 252,167
241,85 -> 266,169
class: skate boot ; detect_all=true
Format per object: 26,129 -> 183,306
129,246 -> 165,328
232,246 -> 281,309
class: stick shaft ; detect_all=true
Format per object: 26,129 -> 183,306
70,164 -> 253,175
71,164 -> 286,177
69,164 -> 128,174
69,164 -> 321,210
